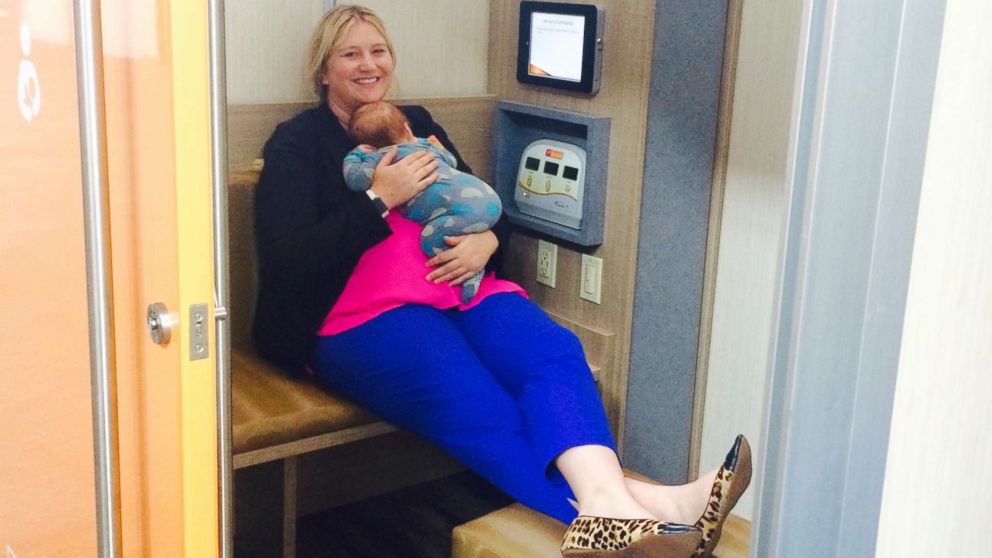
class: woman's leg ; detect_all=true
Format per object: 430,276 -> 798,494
450,294 -> 652,519
310,304 -> 579,523
450,294 -> 615,478
452,294 -> 713,523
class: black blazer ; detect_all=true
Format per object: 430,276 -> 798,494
252,103 -> 508,374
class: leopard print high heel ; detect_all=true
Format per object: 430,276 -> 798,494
692,435 -> 752,557
560,516 -> 702,557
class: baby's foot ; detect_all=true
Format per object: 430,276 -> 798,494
460,271 -> 483,303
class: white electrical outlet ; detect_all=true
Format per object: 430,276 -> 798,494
580,254 -> 603,304
536,240 -> 558,287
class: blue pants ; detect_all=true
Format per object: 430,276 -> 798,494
310,293 -> 615,523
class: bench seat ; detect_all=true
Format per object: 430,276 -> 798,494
453,503 -> 751,558
451,470 -> 671,558
231,349 -> 390,465
452,504 -> 566,558
231,348 -> 599,469
229,169 -> 399,481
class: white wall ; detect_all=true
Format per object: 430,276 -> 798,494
225,1 -> 326,103
876,1 -> 992,554
225,0 -> 490,104
698,1 -> 804,521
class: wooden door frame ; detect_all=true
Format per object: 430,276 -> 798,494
170,0 -> 220,553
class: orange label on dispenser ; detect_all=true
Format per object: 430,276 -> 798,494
545,148 -> 564,159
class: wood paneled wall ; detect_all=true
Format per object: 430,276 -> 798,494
489,0 -> 657,441
227,103 -> 313,171
226,96 -> 496,178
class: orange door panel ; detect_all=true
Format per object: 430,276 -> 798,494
0,3 -> 98,556
1,0 -> 218,555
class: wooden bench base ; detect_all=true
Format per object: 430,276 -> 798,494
235,432 -> 464,558
452,504 -> 567,558
452,505 -> 753,558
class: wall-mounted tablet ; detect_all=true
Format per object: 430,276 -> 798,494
517,2 -> 604,95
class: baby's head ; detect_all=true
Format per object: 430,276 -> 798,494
347,101 -> 415,148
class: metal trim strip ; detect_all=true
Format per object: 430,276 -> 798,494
207,0 -> 233,555
73,0 -> 122,556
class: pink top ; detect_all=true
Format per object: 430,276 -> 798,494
318,213 -> 526,335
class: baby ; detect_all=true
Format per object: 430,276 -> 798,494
343,101 -> 503,303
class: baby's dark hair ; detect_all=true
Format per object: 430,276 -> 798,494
347,102 -> 411,148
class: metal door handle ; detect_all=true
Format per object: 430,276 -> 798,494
146,302 -> 176,346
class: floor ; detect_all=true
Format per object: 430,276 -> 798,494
714,515 -> 750,558
295,471 -> 750,557
296,471 -> 512,558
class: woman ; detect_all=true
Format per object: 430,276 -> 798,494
252,5 -> 750,557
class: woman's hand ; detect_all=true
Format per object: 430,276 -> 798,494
369,148 -> 439,208
426,230 -> 499,285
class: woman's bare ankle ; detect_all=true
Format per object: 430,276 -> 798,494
557,445 -> 657,520
626,477 -> 714,524
577,485 -> 656,520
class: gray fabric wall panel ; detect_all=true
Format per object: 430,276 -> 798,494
624,0 -> 729,482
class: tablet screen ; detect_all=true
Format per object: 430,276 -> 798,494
528,12 -> 585,83
517,2 -> 603,95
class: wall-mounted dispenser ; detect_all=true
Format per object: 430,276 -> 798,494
514,139 -> 587,229
492,101 -> 610,246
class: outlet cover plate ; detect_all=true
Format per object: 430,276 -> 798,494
580,254 -> 603,304
537,240 -> 558,288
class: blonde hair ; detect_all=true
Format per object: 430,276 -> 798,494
307,5 -> 397,102
348,102 -> 411,147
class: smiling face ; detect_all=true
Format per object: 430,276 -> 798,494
323,21 -> 395,124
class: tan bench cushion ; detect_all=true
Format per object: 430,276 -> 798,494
228,170 -> 261,350
229,169 -> 387,459
451,504 -> 566,558
231,349 -> 380,456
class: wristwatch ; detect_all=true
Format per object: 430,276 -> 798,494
365,189 -> 389,218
